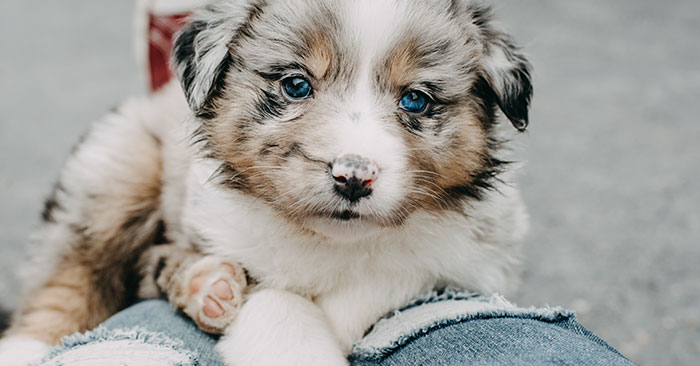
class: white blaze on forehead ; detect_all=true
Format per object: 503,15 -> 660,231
332,0 -> 406,158
343,0 -> 407,58
335,0 -> 407,142
343,0 -> 407,96
319,0 -> 409,216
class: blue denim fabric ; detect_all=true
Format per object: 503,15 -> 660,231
43,295 -> 634,366
41,300 -> 216,366
352,317 -> 632,366
350,291 -> 634,365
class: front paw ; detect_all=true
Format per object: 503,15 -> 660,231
181,257 -> 247,334
216,289 -> 349,366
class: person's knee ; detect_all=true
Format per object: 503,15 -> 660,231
42,325 -> 198,366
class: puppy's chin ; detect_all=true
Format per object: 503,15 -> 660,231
301,216 -> 385,244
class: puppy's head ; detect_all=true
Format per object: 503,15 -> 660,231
173,0 -> 532,239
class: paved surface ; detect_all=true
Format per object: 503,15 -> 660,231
1,1 -> 698,364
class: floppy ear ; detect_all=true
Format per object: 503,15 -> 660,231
171,1 -> 257,117
470,6 -> 533,131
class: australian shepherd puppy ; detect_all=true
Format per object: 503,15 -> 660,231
0,0 -> 532,365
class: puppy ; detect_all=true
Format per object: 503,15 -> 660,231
0,0 -> 532,365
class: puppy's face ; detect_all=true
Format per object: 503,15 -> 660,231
173,0 -> 532,239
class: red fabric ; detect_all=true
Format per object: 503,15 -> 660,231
148,13 -> 189,92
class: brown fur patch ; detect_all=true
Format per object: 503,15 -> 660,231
303,30 -> 335,80
383,37 -> 421,92
8,264 -> 109,345
9,110 -> 165,345
401,106 -> 489,214
379,34 -> 493,214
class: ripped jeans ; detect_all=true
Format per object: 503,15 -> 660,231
40,292 -> 634,365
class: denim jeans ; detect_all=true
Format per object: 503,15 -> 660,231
40,292 -> 634,365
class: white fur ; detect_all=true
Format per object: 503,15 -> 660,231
217,289 -> 348,366
344,0 -> 405,58
0,336 -> 51,366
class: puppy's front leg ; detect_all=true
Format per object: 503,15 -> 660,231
217,289 -> 348,366
138,245 -> 247,334
316,278 -> 431,352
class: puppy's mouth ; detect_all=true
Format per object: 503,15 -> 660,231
329,210 -> 361,221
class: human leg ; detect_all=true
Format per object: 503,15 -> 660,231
42,300 -> 223,366
350,291 -> 634,366
41,293 -> 634,366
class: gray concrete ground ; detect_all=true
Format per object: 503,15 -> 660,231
1,1 -> 698,365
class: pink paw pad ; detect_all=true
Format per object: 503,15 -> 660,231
184,260 -> 246,334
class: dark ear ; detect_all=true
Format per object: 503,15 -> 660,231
171,2 -> 256,116
470,6 -> 533,131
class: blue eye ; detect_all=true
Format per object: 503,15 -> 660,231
399,91 -> 429,113
282,77 -> 312,100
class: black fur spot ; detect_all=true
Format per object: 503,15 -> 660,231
256,70 -> 286,81
396,113 -> 423,134
255,63 -> 310,81
197,53 -> 234,120
174,0 -> 272,117
446,156 -> 509,202
470,4 -> 494,28
152,220 -> 167,245
494,55 -> 532,131
259,142 -> 280,156
153,256 -> 167,284
427,107 -> 450,135
254,90 -> 286,121
466,3 -> 533,131
470,75 -> 500,132
173,20 -> 206,104
122,262 -> 147,307
230,0 -> 268,46
188,125 -> 211,149
41,197 -> 59,223
41,183 -> 65,223
215,163 -> 250,192
172,20 -> 234,119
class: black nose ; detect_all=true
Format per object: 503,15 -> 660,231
333,176 -> 373,202
330,154 -> 379,202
